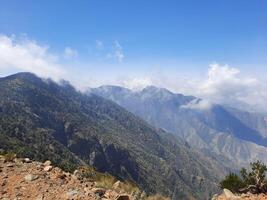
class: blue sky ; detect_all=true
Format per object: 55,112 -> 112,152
1,0 -> 267,70
0,0 -> 267,110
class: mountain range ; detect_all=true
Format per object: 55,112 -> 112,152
90,85 -> 267,168
0,72 -> 228,199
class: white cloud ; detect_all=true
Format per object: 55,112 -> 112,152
107,40 -> 124,62
194,63 -> 263,111
64,46 -> 78,59
96,40 -> 103,50
0,34 -> 65,81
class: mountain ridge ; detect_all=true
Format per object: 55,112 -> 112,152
90,85 -> 267,168
0,72 -> 227,199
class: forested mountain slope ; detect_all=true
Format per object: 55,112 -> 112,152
0,73 -> 226,199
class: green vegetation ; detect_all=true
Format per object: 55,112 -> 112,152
220,160 -> 267,194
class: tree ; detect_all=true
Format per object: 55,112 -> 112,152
220,160 -> 267,194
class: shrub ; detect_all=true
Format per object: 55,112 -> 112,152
219,173 -> 245,193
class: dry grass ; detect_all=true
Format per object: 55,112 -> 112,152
3,152 -> 16,162
94,173 -> 117,189
77,165 -> 169,199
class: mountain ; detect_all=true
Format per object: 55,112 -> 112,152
0,73 -> 227,199
90,85 -> 267,167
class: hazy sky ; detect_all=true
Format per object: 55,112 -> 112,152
0,0 -> 267,111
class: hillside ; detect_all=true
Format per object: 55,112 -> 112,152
90,85 -> 267,168
0,72 -> 227,199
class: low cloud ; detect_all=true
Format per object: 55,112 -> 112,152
64,46 -> 78,59
0,34 -> 65,81
181,99 -> 213,110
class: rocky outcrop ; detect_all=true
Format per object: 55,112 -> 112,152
214,189 -> 267,200
0,155 -> 133,200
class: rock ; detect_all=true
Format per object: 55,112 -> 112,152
211,194 -> 218,200
2,179 -> 7,186
6,163 -> 14,167
23,158 -> 31,163
14,158 -> 21,163
241,193 -> 250,198
56,173 -> 66,179
43,165 -> 53,172
73,169 -> 80,179
65,190 -> 79,197
116,194 -> 130,200
113,180 -> 122,190
104,189 -> 118,199
223,189 -> 240,199
24,174 -> 39,182
91,188 -> 106,197
35,194 -> 44,200
43,160 -> 51,166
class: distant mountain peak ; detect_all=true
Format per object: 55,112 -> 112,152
2,72 -> 38,80
141,85 -> 173,94
98,85 -> 131,92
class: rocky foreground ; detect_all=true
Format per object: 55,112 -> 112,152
213,189 -> 267,200
0,155 -> 141,200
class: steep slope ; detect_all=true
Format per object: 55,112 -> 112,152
0,73 -> 225,199
90,85 -> 267,167
224,107 -> 267,138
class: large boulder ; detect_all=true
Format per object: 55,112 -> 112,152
223,189 -> 240,199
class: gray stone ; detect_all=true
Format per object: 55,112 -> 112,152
66,190 -> 79,197
91,188 -> 106,197
116,195 -> 130,200
211,194 -> 218,200
43,165 -> 53,172
223,189 -> 240,199
6,163 -> 14,167
24,174 -> 39,182
24,158 -> 31,163
43,160 -> 51,166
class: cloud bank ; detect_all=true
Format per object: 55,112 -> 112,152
194,64 -> 266,112
0,34 -> 65,81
